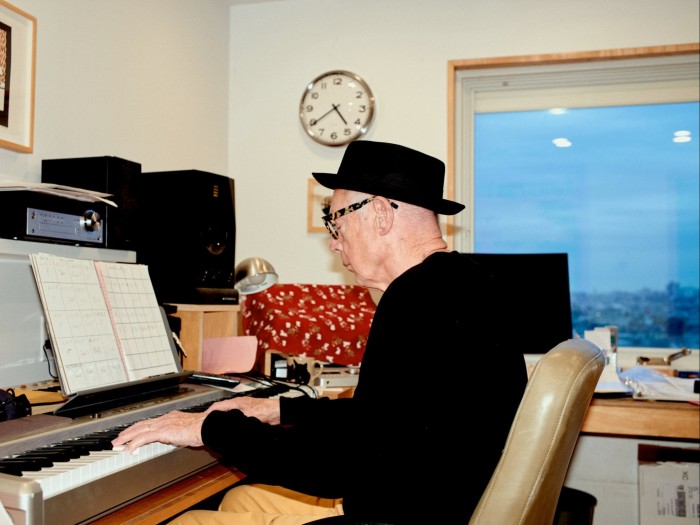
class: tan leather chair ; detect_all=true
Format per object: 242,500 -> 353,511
308,339 -> 604,525
468,338 -> 605,525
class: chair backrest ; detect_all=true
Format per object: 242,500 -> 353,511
468,338 -> 605,525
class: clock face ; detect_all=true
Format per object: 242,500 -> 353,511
299,71 -> 375,147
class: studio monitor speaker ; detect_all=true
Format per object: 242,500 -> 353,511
137,170 -> 237,305
41,156 -> 142,250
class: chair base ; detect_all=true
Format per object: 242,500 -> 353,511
554,487 -> 597,525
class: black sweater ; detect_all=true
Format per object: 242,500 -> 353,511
201,251 -> 527,524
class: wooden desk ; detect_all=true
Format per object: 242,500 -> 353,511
168,304 -> 242,371
581,396 -> 699,440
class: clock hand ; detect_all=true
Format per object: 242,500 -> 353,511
332,104 -> 348,124
312,105 -> 338,125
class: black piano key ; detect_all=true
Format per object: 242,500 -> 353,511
0,459 -> 48,471
51,442 -> 96,455
33,446 -> 83,460
32,447 -> 80,462
65,438 -> 112,451
97,430 -> 123,440
10,454 -> 54,468
0,464 -> 23,476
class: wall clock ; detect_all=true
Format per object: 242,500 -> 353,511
299,70 -> 375,147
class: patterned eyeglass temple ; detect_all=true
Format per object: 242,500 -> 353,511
321,196 -> 398,239
321,197 -> 332,216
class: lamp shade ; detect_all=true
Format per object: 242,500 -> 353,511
233,257 -> 278,295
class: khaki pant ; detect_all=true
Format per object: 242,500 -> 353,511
168,484 -> 344,525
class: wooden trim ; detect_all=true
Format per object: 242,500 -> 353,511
581,397 -> 700,441
449,43 -> 700,71
0,0 -> 37,153
446,43 -> 700,249
307,178 -> 330,234
444,61 -> 457,249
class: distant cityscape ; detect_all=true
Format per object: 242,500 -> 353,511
571,282 -> 700,349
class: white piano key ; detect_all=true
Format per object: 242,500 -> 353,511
22,442 -> 176,498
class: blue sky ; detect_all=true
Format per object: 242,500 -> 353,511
474,102 -> 699,293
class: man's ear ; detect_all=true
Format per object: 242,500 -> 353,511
373,197 -> 395,236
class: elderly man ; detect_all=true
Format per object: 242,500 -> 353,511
113,141 -> 527,525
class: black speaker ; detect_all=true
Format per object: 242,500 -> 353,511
41,156 -> 142,250
137,170 -> 237,305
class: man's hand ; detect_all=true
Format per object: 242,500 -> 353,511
111,397 -> 283,453
111,410 -> 207,453
208,397 -> 281,425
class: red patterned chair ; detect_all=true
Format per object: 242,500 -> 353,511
241,283 -> 376,373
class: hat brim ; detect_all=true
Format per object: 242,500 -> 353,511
312,172 -> 465,216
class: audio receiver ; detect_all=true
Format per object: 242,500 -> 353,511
0,190 -> 107,246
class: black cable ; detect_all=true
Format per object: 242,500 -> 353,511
42,340 -> 59,380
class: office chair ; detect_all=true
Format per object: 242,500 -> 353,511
307,338 -> 604,525
468,337 -> 604,525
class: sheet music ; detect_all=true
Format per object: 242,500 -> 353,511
29,253 -> 178,396
96,261 -> 178,379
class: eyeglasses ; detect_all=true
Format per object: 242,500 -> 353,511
321,196 -> 398,239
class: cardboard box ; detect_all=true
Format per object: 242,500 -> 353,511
639,460 -> 699,524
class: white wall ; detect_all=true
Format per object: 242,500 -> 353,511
0,0 -> 697,287
0,0 -> 231,178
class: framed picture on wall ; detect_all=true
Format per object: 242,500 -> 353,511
307,178 -> 332,234
0,0 -> 36,153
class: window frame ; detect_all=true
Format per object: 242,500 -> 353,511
446,43 -> 700,252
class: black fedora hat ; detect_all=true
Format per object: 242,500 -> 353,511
312,141 -> 465,215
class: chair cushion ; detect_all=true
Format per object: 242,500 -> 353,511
242,283 -> 375,367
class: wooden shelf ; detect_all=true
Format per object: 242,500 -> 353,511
167,304 -> 242,371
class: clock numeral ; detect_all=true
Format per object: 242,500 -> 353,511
358,105 -> 367,113
330,131 -> 338,140
305,104 -> 314,113
343,128 -> 351,136
353,118 -> 362,126
333,77 -> 343,86
310,118 -> 318,126
355,91 -> 364,99
311,92 -> 319,100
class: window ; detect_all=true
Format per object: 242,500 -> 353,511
450,46 -> 699,349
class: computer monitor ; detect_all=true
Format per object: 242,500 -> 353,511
464,253 -> 573,354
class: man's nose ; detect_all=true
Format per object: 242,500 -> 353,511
329,237 -> 341,252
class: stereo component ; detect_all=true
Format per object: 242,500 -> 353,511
42,156 -> 142,250
0,191 -> 107,247
137,170 -> 237,305
27,207 -> 103,245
